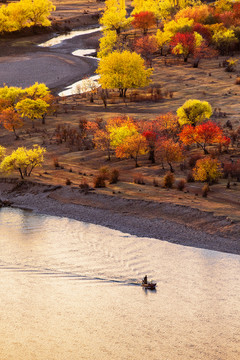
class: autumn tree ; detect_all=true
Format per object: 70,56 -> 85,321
16,98 -> 49,127
193,40 -> 218,68
98,30 -> 118,58
179,121 -> 228,154
0,145 -> 46,179
175,4 -> 211,23
132,11 -> 156,35
0,108 -> 24,139
93,129 -> 112,160
212,28 -> 238,54
155,29 -> 172,55
156,138 -> 184,172
115,132 -> 148,166
100,0 -> 130,34
96,50 -> 152,97
0,0 -> 55,33
24,0 -> 55,27
107,116 -> 138,147
0,146 -> 6,162
140,113 -> 179,163
171,31 -> 203,62
177,99 -> 212,127
0,86 -> 24,107
193,156 -> 222,184
134,35 -> 158,66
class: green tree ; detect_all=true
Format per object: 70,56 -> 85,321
96,50 -> 152,97
0,145 -> 46,179
177,99 -> 212,127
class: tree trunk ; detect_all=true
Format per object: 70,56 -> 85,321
18,168 -> 24,179
168,162 -> 174,172
13,127 -> 19,140
148,149 -> 155,164
193,58 -> 200,68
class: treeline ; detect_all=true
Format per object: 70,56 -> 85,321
0,0 -> 55,33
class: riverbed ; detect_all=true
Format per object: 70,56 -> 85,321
0,207 -> 240,360
0,26 -> 101,94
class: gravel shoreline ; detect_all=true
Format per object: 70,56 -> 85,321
0,180 -> 239,255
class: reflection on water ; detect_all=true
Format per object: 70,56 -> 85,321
38,27 -> 102,47
0,207 -> 239,360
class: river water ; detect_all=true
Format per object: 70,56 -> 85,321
0,207 -> 240,360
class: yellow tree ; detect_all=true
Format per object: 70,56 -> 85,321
193,157 -> 222,184
177,99 -> 212,127
0,146 -> 6,162
96,50 -> 152,97
16,98 -> 49,127
0,86 -> 24,107
0,145 -> 46,179
97,30 -> 118,58
22,0 -> 55,27
100,0 -> 130,34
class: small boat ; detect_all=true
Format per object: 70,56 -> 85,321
141,281 -> 157,290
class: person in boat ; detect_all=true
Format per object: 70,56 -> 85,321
143,275 -> 148,284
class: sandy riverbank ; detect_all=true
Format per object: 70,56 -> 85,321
0,179 -> 239,255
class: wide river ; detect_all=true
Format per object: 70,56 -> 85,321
0,207 -> 239,360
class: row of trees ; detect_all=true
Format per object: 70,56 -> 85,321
0,0 -> 55,33
0,83 -> 55,138
96,0 -> 240,96
88,99 -> 231,171
52,99 -> 235,187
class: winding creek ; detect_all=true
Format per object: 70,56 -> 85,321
0,25 -> 101,95
0,207 -> 240,360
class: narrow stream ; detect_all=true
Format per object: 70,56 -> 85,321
39,26 -> 102,96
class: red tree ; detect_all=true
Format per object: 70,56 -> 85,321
179,121 -> 229,154
132,11 -> 156,35
134,35 -> 158,67
170,32 -> 195,62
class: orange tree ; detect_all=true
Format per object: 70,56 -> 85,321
179,121 -> 229,154
193,156 -> 222,184
0,108 -> 24,139
132,11 -> 156,35
156,138 -> 184,172
115,132 -> 148,167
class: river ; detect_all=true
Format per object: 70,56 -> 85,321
0,207 -> 239,360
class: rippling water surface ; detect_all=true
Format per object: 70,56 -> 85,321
0,208 -> 239,360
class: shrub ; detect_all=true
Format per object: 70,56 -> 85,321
53,157 -> 60,168
186,171 -> 195,182
163,172 -> 175,188
66,178 -> 72,185
133,173 -> 145,185
79,179 -> 90,194
109,168 -> 120,184
202,183 -> 210,197
99,166 -> 110,180
177,179 -> 186,191
236,77 -> 240,85
94,175 -> 106,188
225,58 -> 238,72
